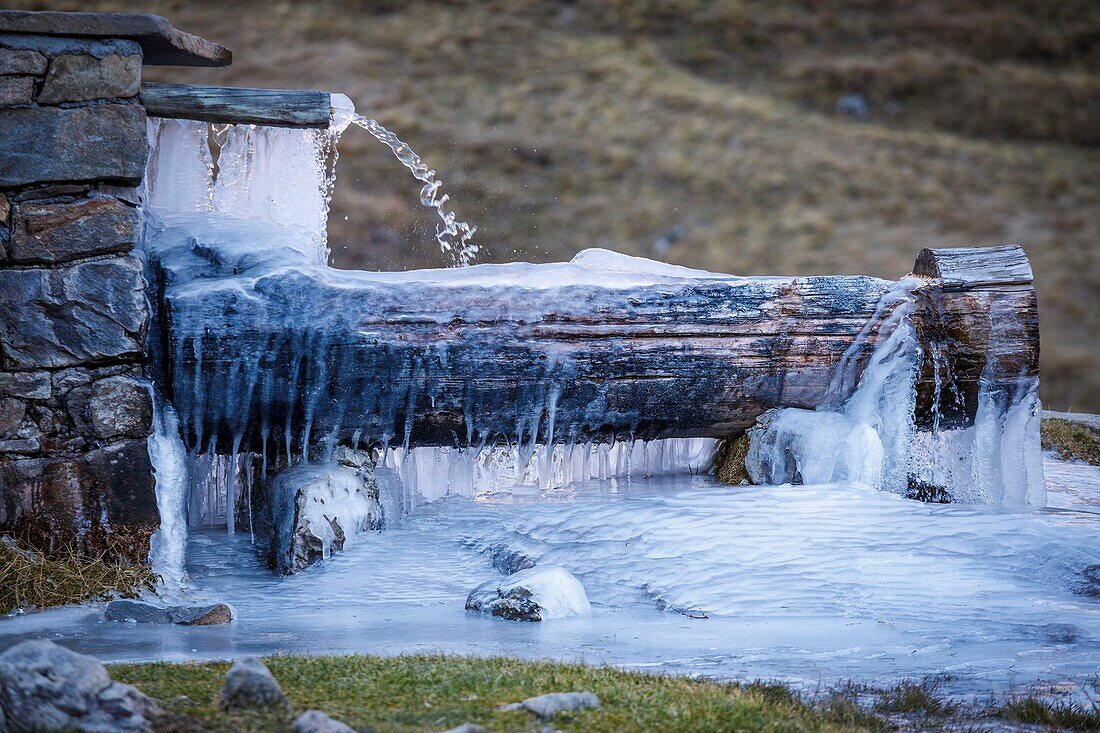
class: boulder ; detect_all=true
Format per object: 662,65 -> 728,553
104,600 -> 234,626
292,710 -> 356,733
499,691 -> 600,718
271,462 -> 382,575
220,656 -> 288,711
466,566 -> 591,622
38,52 -> 141,104
0,639 -> 158,732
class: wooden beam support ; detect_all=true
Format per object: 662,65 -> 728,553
142,83 -> 332,129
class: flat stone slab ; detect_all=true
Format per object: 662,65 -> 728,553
105,599 -> 234,625
0,11 -> 231,67
0,105 -> 147,188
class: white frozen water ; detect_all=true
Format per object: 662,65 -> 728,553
147,402 -> 190,593
3,459 -> 1097,700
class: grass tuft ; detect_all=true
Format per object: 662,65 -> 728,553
874,678 -> 957,718
991,696 -> 1100,731
1042,418 -> 1100,466
0,537 -> 157,615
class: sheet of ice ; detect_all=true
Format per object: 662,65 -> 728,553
4,461 -> 1096,700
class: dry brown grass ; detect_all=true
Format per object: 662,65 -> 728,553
15,0 -> 1099,410
0,537 -> 157,614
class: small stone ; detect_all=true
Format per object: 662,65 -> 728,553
0,48 -> 47,76
38,53 -> 141,104
0,437 -> 39,454
0,398 -> 26,437
13,185 -> 90,203
9,197 -> 139,264
220,656 -> 289,711
0,639 -> 158,732
0,371 -> 50,400
86,375 -> 153,440
292,709 -> 356,733
105,600 -> 234,625
440,725 -> 484,733
0,76 -> 33,106
500,692 -> 600,719
466,566 -> 591,622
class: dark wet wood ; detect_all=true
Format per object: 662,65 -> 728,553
159,246 -> 1041,451
911,246 -> 1040,428
0,11 -> 231,67
142,83 -> 331,128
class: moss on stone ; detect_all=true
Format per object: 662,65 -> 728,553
714,433 -> 751,485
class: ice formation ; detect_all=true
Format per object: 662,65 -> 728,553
746,279 -> 1046,505
140,96 -> 1045,589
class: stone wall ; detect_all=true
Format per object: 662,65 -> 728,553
0,33 -> 156,562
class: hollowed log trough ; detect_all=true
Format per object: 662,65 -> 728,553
157,244 -> 1038,454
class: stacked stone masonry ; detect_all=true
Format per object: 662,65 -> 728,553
0,32 -> 156,562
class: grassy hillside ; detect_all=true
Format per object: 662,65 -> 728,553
19,0 -> 1100,410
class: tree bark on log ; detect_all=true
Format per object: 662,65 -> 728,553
158,246 -> 1039,453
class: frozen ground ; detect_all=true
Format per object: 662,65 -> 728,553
2,458 -> 1098,701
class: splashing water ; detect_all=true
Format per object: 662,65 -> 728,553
331,94 -> 479,266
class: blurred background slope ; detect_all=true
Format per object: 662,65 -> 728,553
15,0 -> 1099,410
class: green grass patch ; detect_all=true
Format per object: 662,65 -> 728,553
1043,418 -> 1100,466
112,655 -> 886,732
0,538 -> 157,615
990,696 -> 1100,731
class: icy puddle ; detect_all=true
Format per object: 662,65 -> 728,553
3,460 -> 1098,698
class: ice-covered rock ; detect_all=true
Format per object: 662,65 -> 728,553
499,691 -> 600,718
272,461 -> 382,575
0,639 -> 158,732
745,408 -> 885,487
104,600 -> 233,626
220,656 -> 288,711
465,566 -> 590,622
292,709 -> 355,733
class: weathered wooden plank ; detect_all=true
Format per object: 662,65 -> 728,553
911,246 -> 1039,427
0,11 -> 231,67
142,83 -> 331,128
913,245 -> 1033,289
